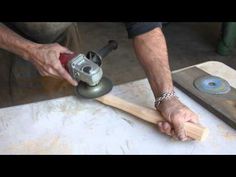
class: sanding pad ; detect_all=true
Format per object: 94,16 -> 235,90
193,76 -> 231,95
75,77 -> 113,99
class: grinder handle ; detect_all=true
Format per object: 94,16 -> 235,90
59,53 -> 77,70
97,40 -> 118,59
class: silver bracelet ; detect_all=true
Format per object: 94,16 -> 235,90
154,90 -> 177,108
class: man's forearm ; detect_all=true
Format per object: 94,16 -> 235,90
132,27 -> 200,141
0,24 -> 38,60
133,28 -> 173,98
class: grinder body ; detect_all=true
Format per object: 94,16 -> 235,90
59,40 -> 118,98
62,53 -> 103,86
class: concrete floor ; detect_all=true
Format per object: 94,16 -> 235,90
78,22 -> 236,85
0,22 -> 236,108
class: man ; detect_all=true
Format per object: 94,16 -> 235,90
0,22 -> 199,141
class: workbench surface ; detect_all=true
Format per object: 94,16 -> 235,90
0,61 -> 236,154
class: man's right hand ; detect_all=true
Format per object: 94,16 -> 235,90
29,43 -> 78,86
0,25 -> 77,86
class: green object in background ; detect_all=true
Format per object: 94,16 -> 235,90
217,22 -> 236,56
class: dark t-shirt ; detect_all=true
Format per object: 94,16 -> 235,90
3,22 -> 162,42
124,22 -> 162,38
3,22 -> 73,43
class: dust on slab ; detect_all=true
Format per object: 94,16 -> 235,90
2,134 -> 72,154
217,124 -> 236,141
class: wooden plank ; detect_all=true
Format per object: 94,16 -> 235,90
173,67 -> 236,129
96,94 -> 208,141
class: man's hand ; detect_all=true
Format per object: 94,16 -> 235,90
0,24 -> 77,86
156,97 -> 199,141
29,43 -> 78,86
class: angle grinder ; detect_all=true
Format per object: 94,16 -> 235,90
59,40 -> 118,99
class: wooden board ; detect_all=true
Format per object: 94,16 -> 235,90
173,67 -> 236,129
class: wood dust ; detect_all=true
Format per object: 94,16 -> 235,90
2,135 -> 72,154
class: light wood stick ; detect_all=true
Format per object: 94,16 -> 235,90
96,94 -> 208,141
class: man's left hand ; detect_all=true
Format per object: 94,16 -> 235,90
156,97 -> 199,141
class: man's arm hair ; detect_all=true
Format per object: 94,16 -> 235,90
0,23 -> 38,61
132,27 -> 173,98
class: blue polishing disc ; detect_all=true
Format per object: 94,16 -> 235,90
194,76 -> 231,95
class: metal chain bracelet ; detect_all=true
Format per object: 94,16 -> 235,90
154,90 -> 178,108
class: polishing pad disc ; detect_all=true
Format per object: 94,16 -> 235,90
75,77 -> 113,99
193,75 -> 231,95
